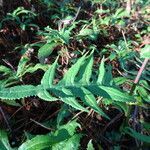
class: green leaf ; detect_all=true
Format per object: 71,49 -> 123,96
0,85 -> 37,100
81,87 -> 109,119
113,101 -> 129,116
139,80 -> 150,89
52,134 -> 82,150
95,9 -> 110,14
0,130 -> 15,150
23,63 -> 49,75
1,99 -> 20,106
104,65 -> 113,85
38,42 -> 59,64
60,88 -> 89,113
41,57 -> 58,88
113,77 -> 127,85
97,60 -> 113,86
18,120 -> 80,150
18,135 -> 51,150
59,54 -> 86,86
0,142 -> 7,150
140,121 -> 150,131
78,54 -> 93,84
59,29 -> 72,44
0,65 -> 12,75
16,55 -> 30,77
57,104 -> 71,127
124,127 -> 150,143
88,85 -> 133,102
140,45 -> 150,58
78,28 -> 94,37
137,86 -> 150,102
87,140 -> 95,150
113,8 -> 129,18
37,90 -> 57,101
56,120 -> 80,136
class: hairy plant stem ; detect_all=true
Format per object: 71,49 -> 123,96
126,58 -> 149,123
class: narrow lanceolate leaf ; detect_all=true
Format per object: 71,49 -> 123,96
113,101 -> 129,116
23,63 -> 49,75
41,57 -> 58,88
59,54 -> 86,85
104,65 -> 113,85
18,135 -> 52,150
37,90 -> 58,101
124,127 -> 150,143
60,88 -> 89,113
81,87 -> 109,119
71,86 -> 109,119
88,85 -> 133,102
16,55 -> 30,77
38,42 -> 59,64
0,85 -> 37,100
97,57 -> 105,84
78,54 -> 93,84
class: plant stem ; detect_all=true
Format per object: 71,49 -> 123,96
126,58 -> 149,122
134,58 -> 149,84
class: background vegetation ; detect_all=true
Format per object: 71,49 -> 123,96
0,0 -> 150,149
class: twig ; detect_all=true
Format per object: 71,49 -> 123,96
102,112 -> 123,134
0,106 -> 12,132
2,59 -> 16,72
122,30 -> 129,51
30,118 -> 54,131
134,58 -> 149,84
72,106 -> 89,120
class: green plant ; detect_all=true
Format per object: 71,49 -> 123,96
16,48 -> 49,78
0,65 -> 17,88
37,17 -> 77,63
0,120 -> 81,150
0,53 -> 133,119
0,0 -> 150,149
0,7 -> 37,30
0,130 -> 16,150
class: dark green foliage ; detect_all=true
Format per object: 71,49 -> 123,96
0,53 -> 133,119
0,0 -> 149,149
